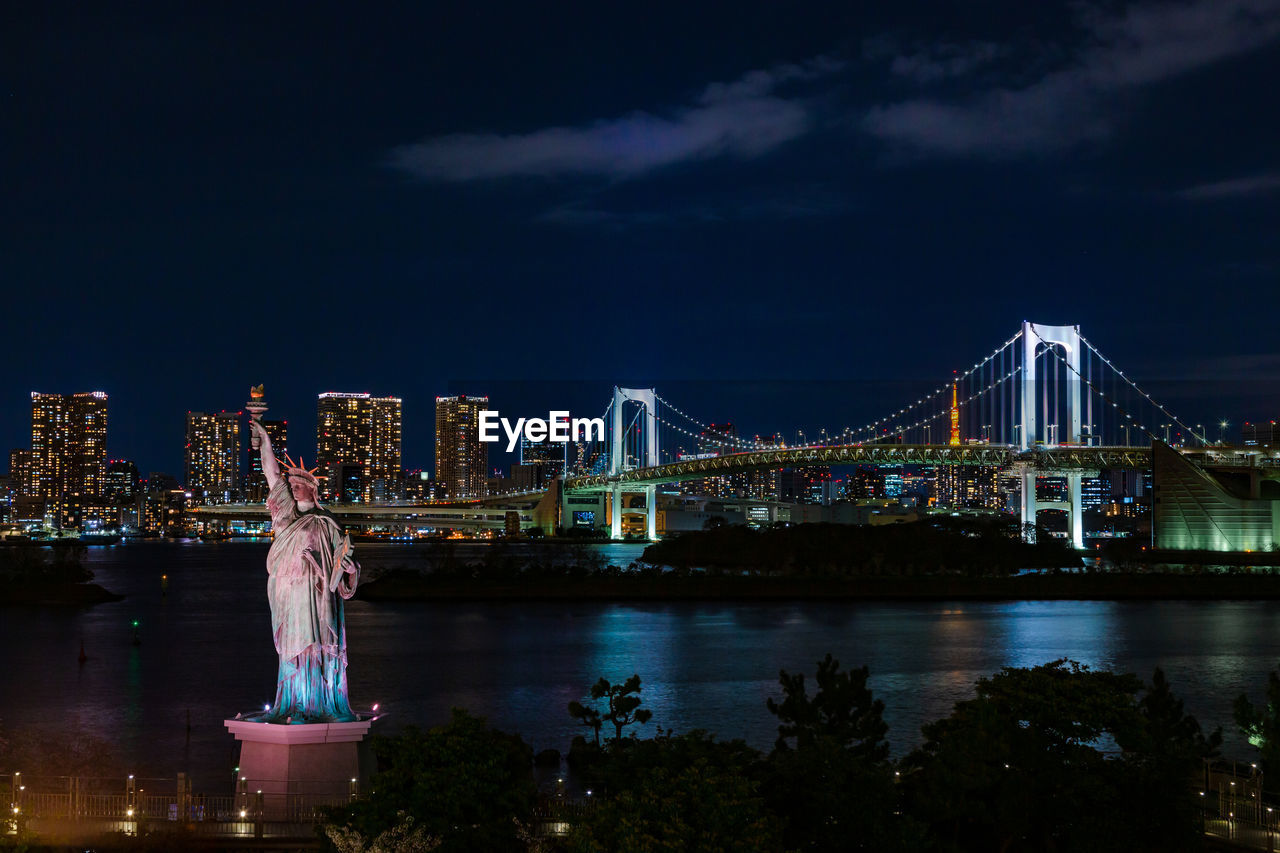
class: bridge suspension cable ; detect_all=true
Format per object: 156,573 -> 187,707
835,330 -> 1024,443
1025,325 -> 1162,447
1077,333 -> 1208,446
652,392 -> 784,450
867,364 -> 1024,444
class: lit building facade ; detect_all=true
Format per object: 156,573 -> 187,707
316,393 -> 403,503
29,391 -> 109,528
186,412 -> 240,505
104,459 -> 140,501
1243,421 -> 1278,447
435,395 -> 488,499
244,419 -> 288,502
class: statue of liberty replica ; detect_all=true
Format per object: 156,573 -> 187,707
247,415 -> 360,723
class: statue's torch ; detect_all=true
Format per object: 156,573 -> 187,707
246,384 -> 268,448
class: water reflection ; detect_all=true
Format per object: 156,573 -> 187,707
2,541 -> 1278,789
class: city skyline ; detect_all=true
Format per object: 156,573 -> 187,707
4,2 -> 1279,476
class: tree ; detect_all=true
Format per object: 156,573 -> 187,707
1122,667 -> 1221,850
569,675 -> 652,743
904,659 -> 1157,852
567,699 -> 603,748
569,757 -> 783,853
766,653 -> 888,758
321,709 -> 534,853
1235,666 -> 1280,775
763,655 -> 916,850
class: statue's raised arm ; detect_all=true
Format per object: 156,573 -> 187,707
248,419 -> 281,493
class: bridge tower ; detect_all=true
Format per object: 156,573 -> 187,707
608,387 -> 660,540
1019,322 -> 1085,549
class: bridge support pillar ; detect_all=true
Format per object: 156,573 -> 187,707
610,485 -> 622,540
1020,468 -> 1037,542
1067,471 -> 1083,550
645,485 -> 658,541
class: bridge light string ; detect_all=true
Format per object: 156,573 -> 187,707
652,331 -> 1025,451
867,364 -> 1024,444
1075,333 -> 1208,446
652,393 -> 787,451
833,330 -> 1025,443
1026,326 -> 1164,447
644,406 -> 786,453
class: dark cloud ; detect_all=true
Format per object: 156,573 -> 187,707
1174,172 -> 1280,199
536,187 -> 853,227
390,58 -> 841,182
888,42 -> 1004,84
863,0 -> 1280,157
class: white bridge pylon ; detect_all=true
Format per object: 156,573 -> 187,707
1020,321 -> 1084,549
609,387 -> 659,540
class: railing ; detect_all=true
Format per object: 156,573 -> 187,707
4,773 -> 346,841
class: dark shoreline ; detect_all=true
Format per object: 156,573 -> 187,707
1,583 -> 124,605
358,571 -> 1280,603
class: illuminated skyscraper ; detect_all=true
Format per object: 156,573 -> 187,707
29,391 -> 108,528
104,459 -> 140,501
435,395 -> 488,499
316,393 -> 403,503
697,422 -> 742,497
9,449 -> 31,499
186,412 -> 240,505
514,436 -> 567,491
244,419 -> 288,502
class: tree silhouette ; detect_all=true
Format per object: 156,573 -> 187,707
569,674 -> 653,743
766,652 -> 888,759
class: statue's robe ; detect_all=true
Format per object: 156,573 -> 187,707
261,476 -> 359,722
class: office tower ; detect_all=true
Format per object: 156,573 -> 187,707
744,434 -> 782,500
186,411 -> 240,505
435,395 -> 488,499
1242,421 -> 1277,447
1080,476 -> 1108,511
30,391 -> 108,528
9,449 -> 31,498
244,419 -> 288,502
316,392 -> 403,503
104,459 -> 140,501
698,422 -> 743,498
514,436 -> 567,491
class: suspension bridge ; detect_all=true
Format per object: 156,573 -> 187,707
194,322 -> 1280,552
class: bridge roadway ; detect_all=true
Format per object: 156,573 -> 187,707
186,444 -> 1277,531
564,444 -> 1154,492
561,443 -> 1280,492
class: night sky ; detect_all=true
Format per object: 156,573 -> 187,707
4,1 -> 1279,476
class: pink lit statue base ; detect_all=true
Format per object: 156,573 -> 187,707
225,714 -> 378,809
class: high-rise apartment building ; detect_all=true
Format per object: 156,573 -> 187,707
316,393 -> 402,503
435,395 -> 488,499
186,411 -> 240,505
244,419 -> 288,502
698,423 -> 744,498
29,391 -> 108,527
9,449 -> 31,498
104,459 -> 140,501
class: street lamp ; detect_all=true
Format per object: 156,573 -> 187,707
1219,420 -> 1229,445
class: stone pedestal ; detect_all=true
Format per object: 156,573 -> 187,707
225,716 -> 377,808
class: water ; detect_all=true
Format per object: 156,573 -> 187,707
3,540 -> 1279,790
